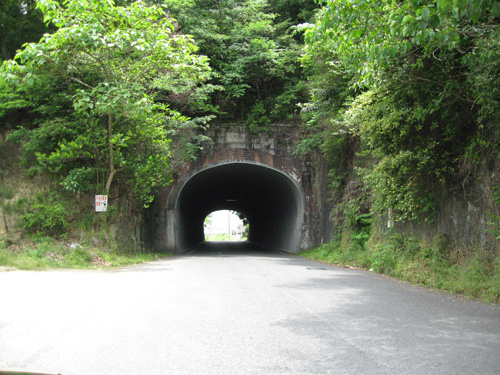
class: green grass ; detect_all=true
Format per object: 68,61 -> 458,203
300,234 -> 500,305
0,236 -> 170,270
205,233 -> 245,241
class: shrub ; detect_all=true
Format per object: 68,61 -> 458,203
64,248 -> 93,265
20,193 -> 69,236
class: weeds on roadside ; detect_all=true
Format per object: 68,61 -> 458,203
0,235 -> 168,270
300,232 -> 500,304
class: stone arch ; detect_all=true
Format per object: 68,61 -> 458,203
164,160 -> 305,253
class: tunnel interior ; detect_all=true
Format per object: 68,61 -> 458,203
175,163 -> 303,252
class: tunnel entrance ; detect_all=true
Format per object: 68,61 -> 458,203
168,162 -> 304,253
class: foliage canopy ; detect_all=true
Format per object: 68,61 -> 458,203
1,0 -> 213,206
298,0 -> 500,221
164,0 -> 317,128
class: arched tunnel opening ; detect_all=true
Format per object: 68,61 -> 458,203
174,162 -> 304,253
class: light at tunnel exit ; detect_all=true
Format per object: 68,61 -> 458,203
204,210 -> 247,241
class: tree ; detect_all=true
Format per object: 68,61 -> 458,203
165,0 -> 310,126
0,0 -> 48,61
298,0 -> 500,221
0,1 -> 48,135
266,0 -> 318,25
1,0 -> 212,206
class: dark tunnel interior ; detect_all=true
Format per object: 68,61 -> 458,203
176,163 -> 303,252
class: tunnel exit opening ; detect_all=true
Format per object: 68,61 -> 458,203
167,161 -> 304,253
204,210 -> 248,242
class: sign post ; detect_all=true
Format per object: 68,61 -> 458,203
95,195 -> 108,212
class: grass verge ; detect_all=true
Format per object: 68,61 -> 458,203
0,236 -> 170,270
300,234 -> 500,305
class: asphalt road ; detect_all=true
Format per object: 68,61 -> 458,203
1,242 -> 500,375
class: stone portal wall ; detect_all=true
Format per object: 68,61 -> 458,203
147,124 -> 331,252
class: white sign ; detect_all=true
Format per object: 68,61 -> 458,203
95,195 -> 108,212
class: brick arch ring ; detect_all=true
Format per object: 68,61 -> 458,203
163,158 -> 306,253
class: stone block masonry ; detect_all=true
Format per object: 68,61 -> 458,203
145,124 -> 331,253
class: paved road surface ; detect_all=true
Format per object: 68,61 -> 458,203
1,242 -> 500,375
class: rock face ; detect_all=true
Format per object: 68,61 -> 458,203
144,124 -> 332,253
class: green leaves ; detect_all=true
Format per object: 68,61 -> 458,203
301,0 -> 500,223
168,0 -> 308,123
309,0 -> 500,88
0,0 -> 213,205
0,86 -> 31,118
19,192 -> 70,236
420,6 -> 431,22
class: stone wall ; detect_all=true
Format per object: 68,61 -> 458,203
145,124 -> 331,253
373,176 -> 500,256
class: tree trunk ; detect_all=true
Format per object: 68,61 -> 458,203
218,0 -> 222,30
0,174 -> 8,234
0,29 -> 9,61
1,205 -> 8,234
105,112 -> 115,194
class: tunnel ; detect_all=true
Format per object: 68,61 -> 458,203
170,162 -> 304,253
